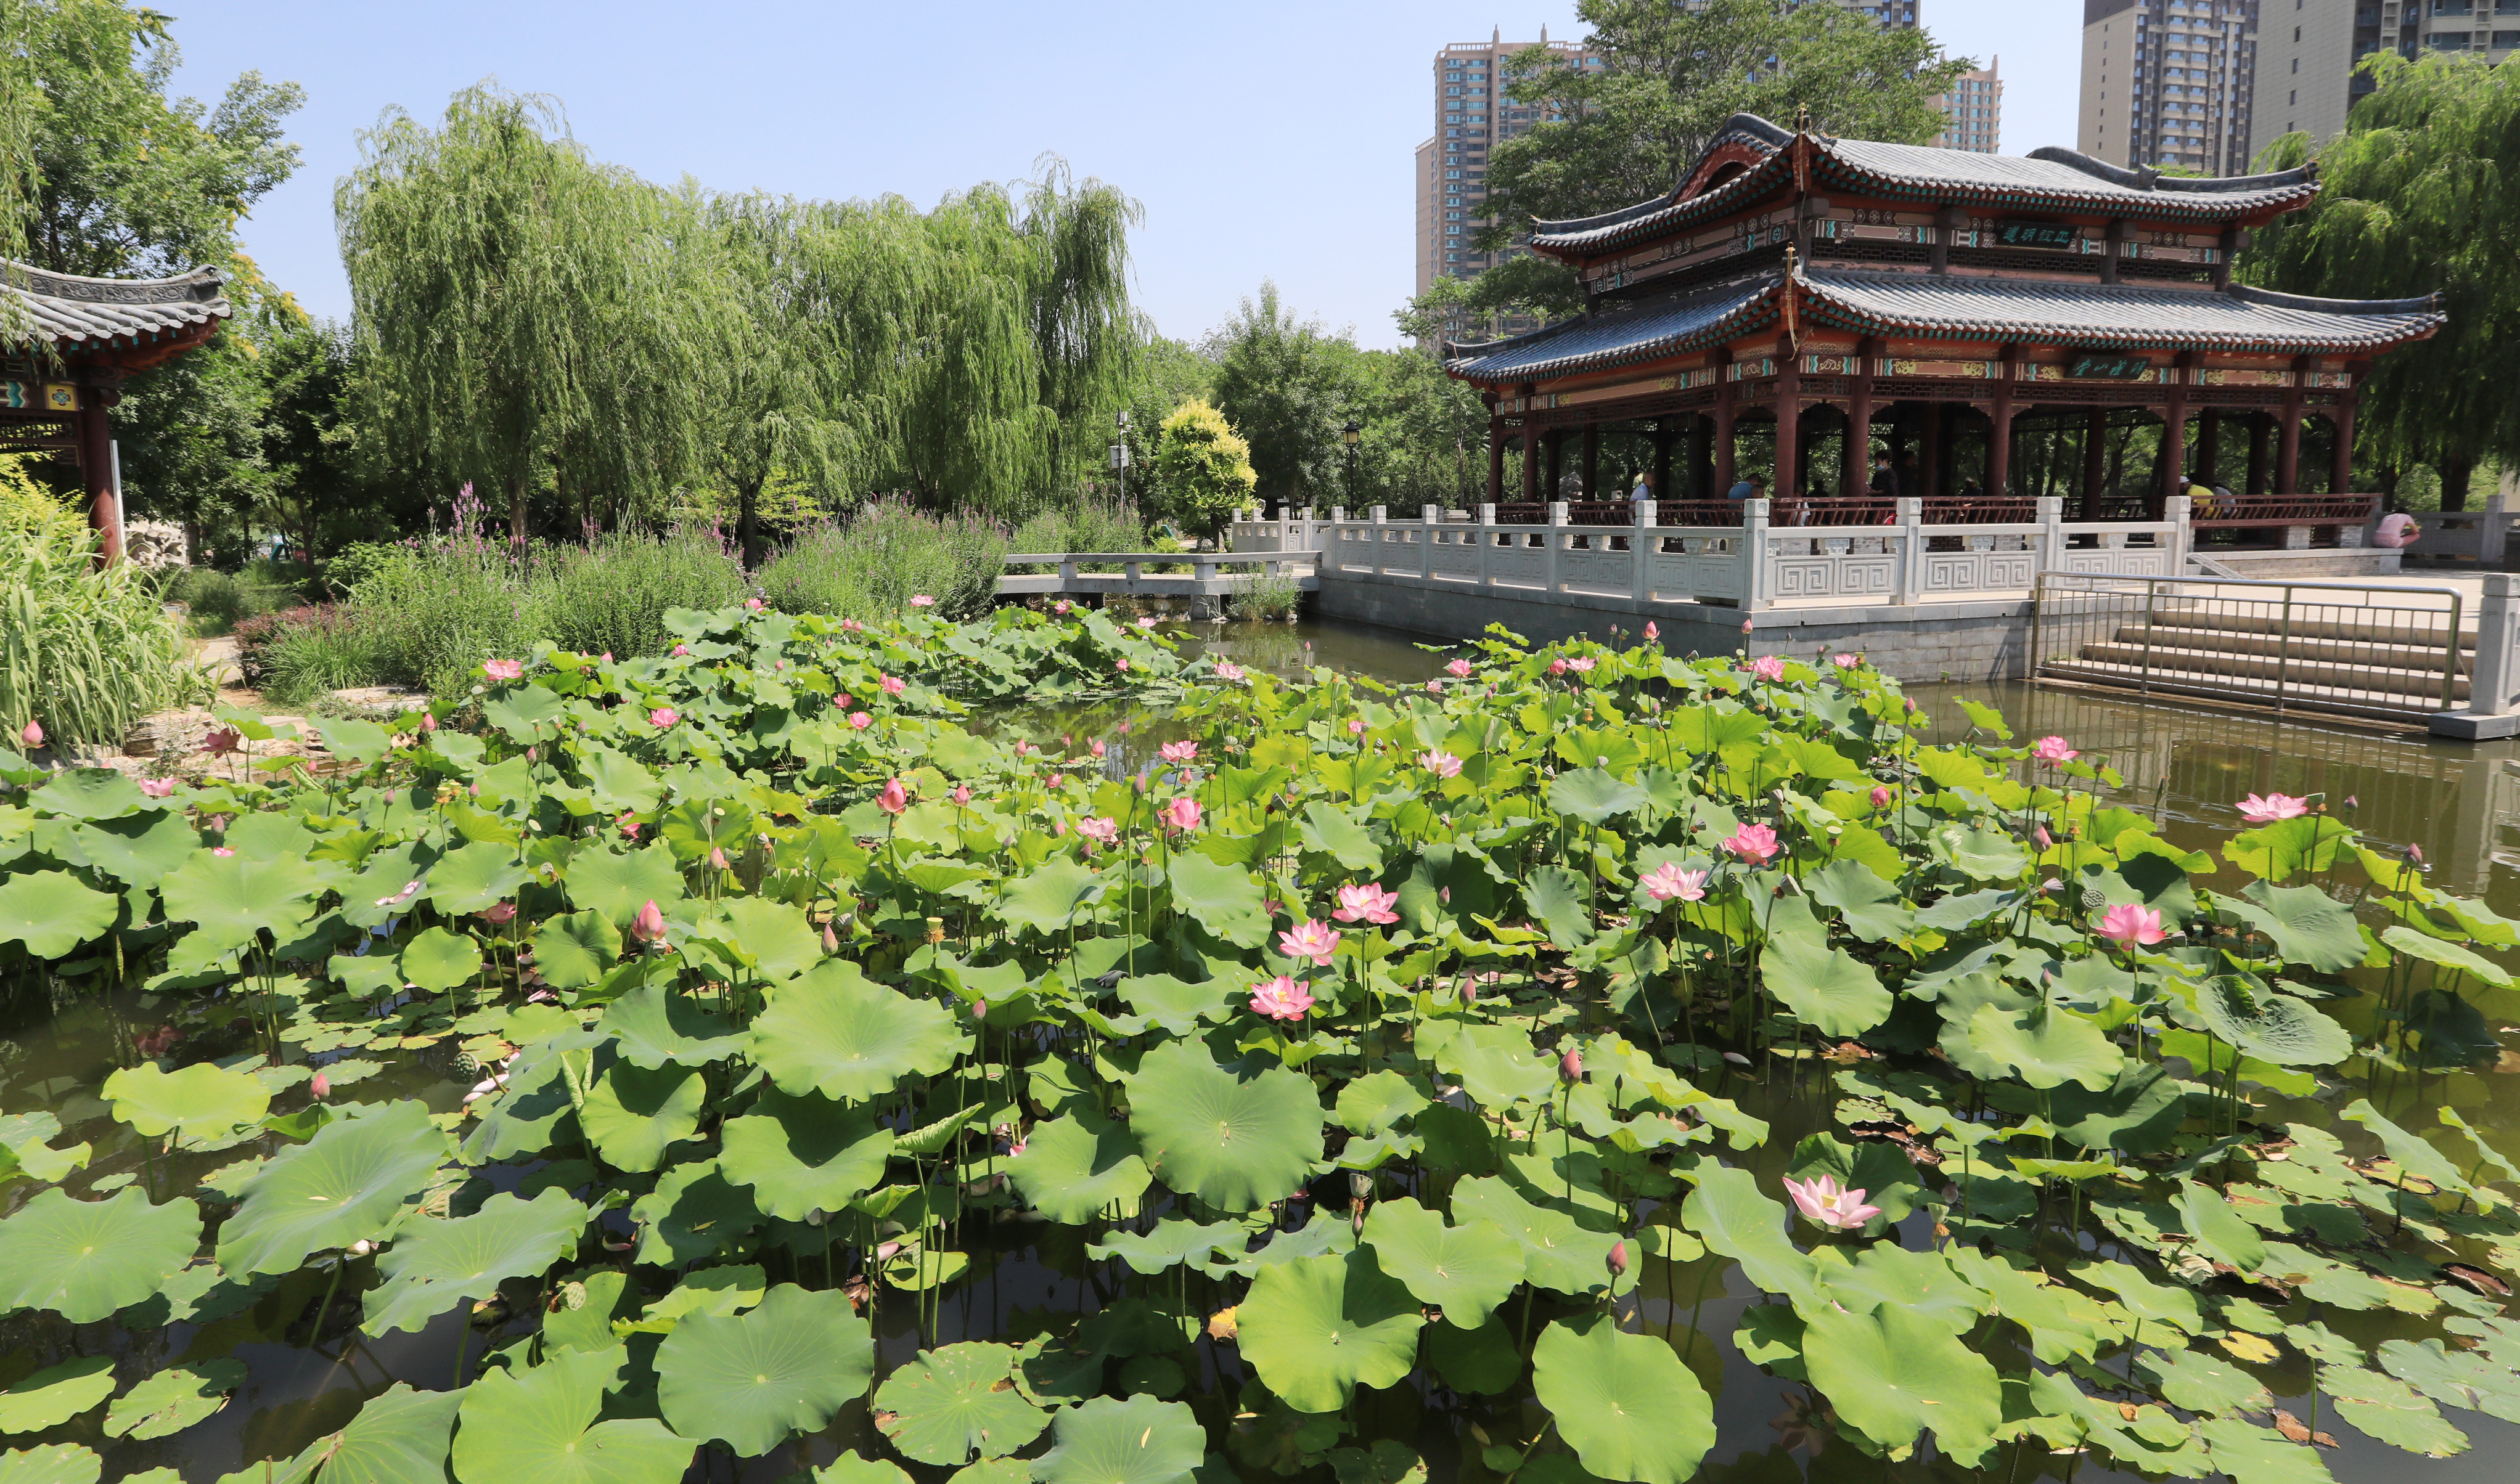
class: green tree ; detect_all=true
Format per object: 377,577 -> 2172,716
1409,0 -> 1969,330
1145,399 -> 1256,534
1352,349 -> 1491,510
2243,54 -> 2520,508
1206,282 -> 1366,507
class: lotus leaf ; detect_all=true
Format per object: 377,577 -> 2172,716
363,1189 -> 588,1334
565,845 -> 684,928
872,1342 -> 1049,1464
2225,883 -> 2365,972
69,808 -> 198,892
813,1455 -> 912,1484
1333,1070 -> 1429,1135
600,982 -> 743,1068
0,1360 -> 113,1434
1433,1023 -> 1557,1108
458,1046 -> 581,1162
1449,1178 -> 1610,1296
1034,1395 -> 1205,1484
398,927 -> 479,993
101,1359 -> 244,1440
1164,853 -> 1269,947
159,848 -> 321,950
2326,1364 -> 2468,1456
718,1089 -> 895,1220
1359,1197 -> 1524,1326
706,898 -> 821,981
1007,1111 -> 1152,1223
750,960 -> 963,1102
102,1061 -> 269,1140
299,1384 -> 462,1484
2341,1099 -> 2474,1196
1678,1166 -> 1817,1303
2176,1178 -> 2266,1275
654,1282 -> 872,1455
2380,925 -> 2514,988
0,1446 -> 98,1484
1820,1244 -> 1985,1335
0,873 -> 117,959
1531,1315 -> 1713,1484
1236,1251 -> 1424,1413
218,1101 -> 450,1276
2195,978 -> 2353,1066
1802,1301 -> 2001,1464
1087,1219 -> 1248,1276
530,911 -> 621,991
1296,803 -> 1382,872
1125,1040 -> 1322,1212
1965,1003 -> 2124,1090
1806,859 -> 1910,943
451,1344 -> 690,1484
999,859 -> 1107,937
0,1187 -> 200,1321
1761,900 -> 1889,1036
1425,1317 -> 1521,1394
30,769 -> 150,820
629,1160 -> 765,1267
2375,1337 -> 2520,1422
2042,1062 -> 2185,1152
1520,865 -> 1594,948
579,1061 -> 706,1173
424,842 -> 528,915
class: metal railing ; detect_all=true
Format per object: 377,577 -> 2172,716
2032,573 -> 2470,720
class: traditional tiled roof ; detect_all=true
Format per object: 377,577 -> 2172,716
1527,115 -> 2319,259
3,262 -> 230,354
1444,277 -> 1780,383
1799,269 -> 2442,354
1444,267 -> 2441,385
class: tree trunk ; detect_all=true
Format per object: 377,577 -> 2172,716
509,476 -> 530,545
738,477 -> 763,571
182,518 -> 203,568
2439,455 -> 2476,512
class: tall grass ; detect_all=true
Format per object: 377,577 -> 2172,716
1,504 -> 211,749
757,502 -> 1008,622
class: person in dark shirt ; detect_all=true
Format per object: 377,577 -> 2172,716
1868,453 -> 1896,498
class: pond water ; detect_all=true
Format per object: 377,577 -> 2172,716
3,617 -> 2513,1484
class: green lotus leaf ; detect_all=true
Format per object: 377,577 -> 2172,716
1965,1003 -> 2124,1090
1426,1316 -> 1522,1394
0,1445 -> 99,1484
2341,1099 -> 2474,1197
2326,1364 -> 2468,1457
1818,1243 -> 1984,1335
68,810 -> 198,891
580,1061 -> 705,1173
1360,1197 -> 1524,1326
811,1455 -> 910,1484
629,1159 -> 765,1267
1761,900 -> 1889,1037
2222,813 -> 2354,884
160,847 -> 321,951
451,1344 -> 690,1484
1678,1165 -> 1817,1303
1449,1178 -> 1611,1297
1333,1070 -> 1430,1135
872,1342 -> 1049,1465
705,898 -> 820,982
398,927 -> 479,994
1531,1314 -> 1714,1484
1325,1441 -> 1423,1484
2225,883 -> 2365,972
101,1359 -> 245,1440
718,1088 -> 895,1220
312,1382 -> 463,1484
749,960 -> 964,1103
0,873 -> 118,959
2194,978 -> 2353,1066
1116,974 -> 1240,1035
1434,1023 -> 1557,1108
1802,1301 -> 2002,1465
0,1359 -> 114,1434
1520,865 -> 1594,948
628,1265 -> 764,1334
2134,1347 -> 2268,1415
999,858 -> 1107,938
1007,1111 -> 1153,1224
655,1283 -> 873,1456
2379,926 -> 2513,989
1937,825 -> 2028,880
1806,859 -> 1911,943
1782,1135 -> 1919,1235
1296,803 -> 1381,873
102,1061 -> 270,1140
1547,768 -> 1649,827
423,841 -> 528,915
1164,852 -> 1270,947
363,1189 -> 589,1334
0,1112 -> 86,1184
1236,1250 -> 1423,1413
30,768 -> 150,821
0,1187 -> 200,1321
2176,1178 -> 2265,1276
599,982 -> 743,1069
218,1101 -> 449,1276
457,1046 -> 581,1163
1034,1395 -> 1204,1484
2375,1337 -> 2520,1423
1124,1040 -> 1322,1212
1087,1218 -> 1248,1276
531,910 -> 621,992
565,844 -> 684,928
2042,1062 -> 2185,1152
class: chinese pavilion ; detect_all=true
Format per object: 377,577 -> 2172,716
1446,113 -> 2442,529
2,262 -> 232,563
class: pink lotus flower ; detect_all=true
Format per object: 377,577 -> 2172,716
849,712 -> 872,730
972,999 -> 987,1021
952,784 -> 972,806
709,847 -> 731,870
673,644 -> 690,656
745,597 -> 764,611
1869,785 -> 1892,808
1741,618 -> 1755,635
841,619 -> 864,633
1215,661 -> 1245,682
1641,862 -> 1708,902
1053,600 -> 1073,615
1425,679 -> 1442,695
483,659 -> 523,680
17,720 -> 41,748
1115,658 -> 1131,672
1643,622 -> 1659,641
1332,883 -> 1401,924
309,1070 -> 330,1101
1569,656 -> 1594,674
1783,1173 -> 1883,1231
1135,616 -> 1157,630
618,811 -> 642,840
2032,825 -> 2053,850
1347,719 -> 1366,736
202,726 -> 242,756
419,712 -> 436,733
2031,735 -> 2078,765
212,846 -> 235,857
630,899 -> 669,944
139,778 -> 174,799
1559,1047 -> 1583,1083
1160,741 -> 1198,764
1607,1239 -> 1629,1278
1089,740 -> 1106,758
1076,816 -> 1119,849
822,921 -> 841,953
1548,658 -> 1569,677
1721,822 -> 1782,865
2236,793 -> 2309,822
1420,749 -> 1463,778
910,595 -> 936,608
881,674 -> 905,696
1160,796 -> 1201,831
483,902 -> 517,924
1447,658 -> 1473,678
2095,903 -> 2166,947
1278,919 -> 1341,966
1249,974 -> 1315,1021
878,778 -> 910,815
648,707 -> 679,728
1049,773 -> 1066,789
1746,654 -> 1786,682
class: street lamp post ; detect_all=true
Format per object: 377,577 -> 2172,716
1110,409 -> 1131,508
1342,420 -> 1361,508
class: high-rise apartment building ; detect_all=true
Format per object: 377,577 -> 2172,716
2077,0 -> 2261,176
1932,59 -> 2003,151
2249,1 -> 2519,163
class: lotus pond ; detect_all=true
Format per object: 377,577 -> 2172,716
0,604 -> 2514,1484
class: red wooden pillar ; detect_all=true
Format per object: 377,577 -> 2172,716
2158,376 -> 2190,520
1544,431 -> 1564,498
1919,402 -> 1942,499
2276,392 -> 2304,495
1713,356 -> 1738,494
1521,428 -> 1540,502
75,391 -> 121,566
1773,358 -> 1803,499
1841,340 -> 1875,499
2331,385 -> 2358,495
2080,408 -> 2108,518
1987,346 -> 2018,497
2195,410 -> 2220,488
1581,422 -> 1600,500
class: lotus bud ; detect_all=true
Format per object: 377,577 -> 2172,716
348,1239 -> 375,1256
710,847 -> 731,870
1606,1239 -> 1629,1278
309,1071 -> 330,1100
822,921 -> 840,953
1560,1047 -> 1583,1083
630,899 -> 669,944
18,720 -> 40,748
972,999 -> 987,1021
2032,824 -> 2053,849
419,711 -> 437,732
1459,977 -> 1476,1006
2408,843 -> 2424,865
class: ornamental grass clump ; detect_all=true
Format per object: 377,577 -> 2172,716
0,499 -> 208,748
0,605 -> 2514,1484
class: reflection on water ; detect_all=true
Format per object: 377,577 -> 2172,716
0,618 -> 2512,1483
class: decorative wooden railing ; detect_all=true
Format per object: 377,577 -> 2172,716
2189,495 -> 2382,528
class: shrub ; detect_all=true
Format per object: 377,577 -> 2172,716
251,605 -> 395,706
758,502 -> 1008,622
1226,566 -> 1303,622
0,502 -> 210,748
538,529 -> 747,660
1148,399 -> 1258,537
162,560 -> 307,636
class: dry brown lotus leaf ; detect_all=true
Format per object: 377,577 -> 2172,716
1207,1306 -> 1239,1342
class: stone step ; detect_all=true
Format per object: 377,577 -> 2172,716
2102,624 -> 2468,675
2072,641 -> 2468,703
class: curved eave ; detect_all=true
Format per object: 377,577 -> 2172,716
1795,274 -> 2444,357
1528,153 -> 1794,260
1808,152 -> 2317,223
1445,279 -> 1783,386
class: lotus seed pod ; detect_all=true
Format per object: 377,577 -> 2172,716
560,1281 -> 587,1311
2080,886 -> 2109,911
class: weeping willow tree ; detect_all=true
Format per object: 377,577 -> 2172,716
336,84 -> 714,539
0,0 -> 36,335
2244,54 -> 2520,506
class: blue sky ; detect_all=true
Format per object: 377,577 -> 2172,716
165,1 -> 2077,349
